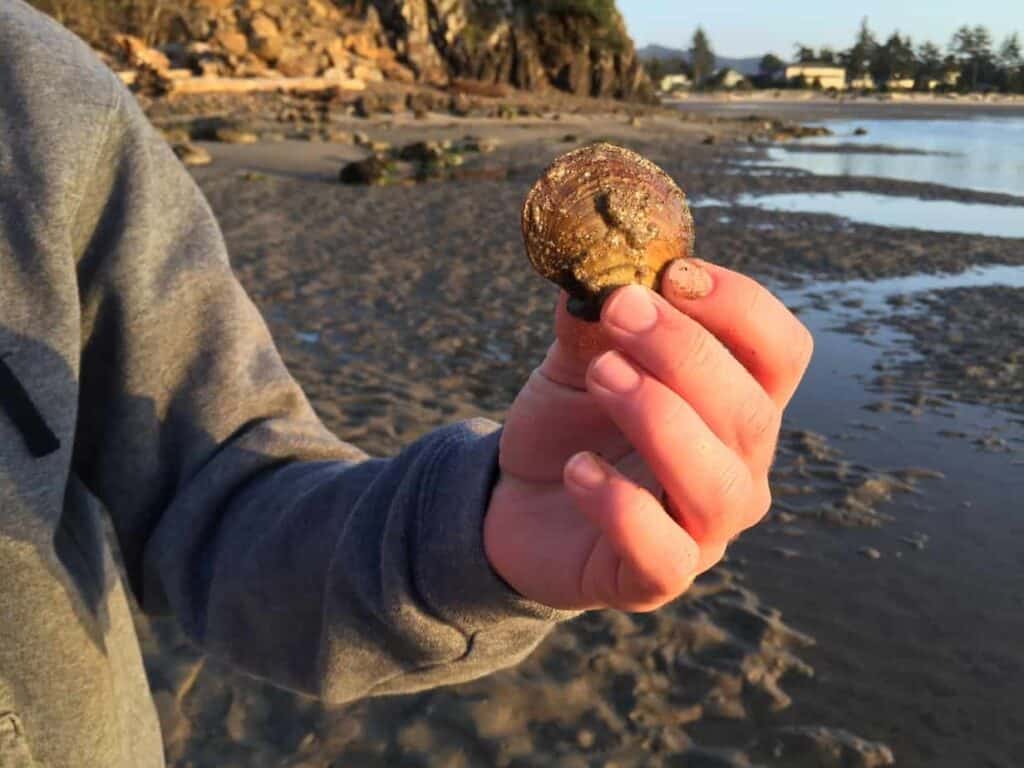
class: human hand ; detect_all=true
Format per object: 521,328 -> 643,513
484,259 -> 813,612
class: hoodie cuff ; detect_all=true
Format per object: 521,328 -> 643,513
415,418 -> 581,632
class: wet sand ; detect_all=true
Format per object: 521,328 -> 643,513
138,109 -> 1024,767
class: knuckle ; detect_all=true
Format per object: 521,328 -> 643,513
738,397 -> 781,458
675,325 -> 718,376
715,461 -> 750,508
698,463 -> 750,542
716,462 -> 757,540
659,397 -> 691,438
621,559 -> 693,612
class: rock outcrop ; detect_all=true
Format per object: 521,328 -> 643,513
370,0 -> 652,100
155,0 -> 414,84
93,0 -> 653,102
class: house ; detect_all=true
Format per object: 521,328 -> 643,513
848,75 -> 875,90
886,77 -> 916,91
659,73 -> 692,93
933,70 -> 960,88
925,71 -> 960,90
711,68 -> 748,89
784,63 -> 846,90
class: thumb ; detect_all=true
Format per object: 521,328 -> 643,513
541,291 -> 614,389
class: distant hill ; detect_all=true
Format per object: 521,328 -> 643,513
637,45 -> 765,76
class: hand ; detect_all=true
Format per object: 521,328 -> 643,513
484,259 -> 813,612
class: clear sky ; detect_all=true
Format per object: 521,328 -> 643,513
617,0 -> 1022,58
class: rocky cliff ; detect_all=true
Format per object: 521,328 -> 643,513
369,0 -> 652,100
53,0 -> 652,101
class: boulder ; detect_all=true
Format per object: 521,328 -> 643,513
325,38 -> 350,69
213,126 -> 260,144
449,91 -> 472,116
352,61 -> 385,83
248,14 -> 283,62
339,156 -> 395,185
406,89 -> 446,113
276,46 -> 321,77
172,143 -> 213,167
112,34 -> 170,73
397,140 -> 445,163
355,90 -> 406,116
215,29 -> 249,58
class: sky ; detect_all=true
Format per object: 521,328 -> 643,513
617,0 -> 1022,58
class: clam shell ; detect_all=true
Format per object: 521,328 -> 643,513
522,143 -> 695,320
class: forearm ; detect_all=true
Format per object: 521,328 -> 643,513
153,418 -> 569,703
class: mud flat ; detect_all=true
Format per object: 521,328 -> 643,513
133,111 -> 1024,767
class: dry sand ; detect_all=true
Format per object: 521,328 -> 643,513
134,109 -> 1024,767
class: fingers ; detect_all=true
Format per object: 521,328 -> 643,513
662,260 -> 814,409
564,451 -> 698,611
599,284 -> 781,469
585,349 -> 766,544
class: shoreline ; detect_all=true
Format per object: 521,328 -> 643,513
664,92 -> 1024,120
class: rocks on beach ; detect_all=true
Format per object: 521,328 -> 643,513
171,142 -> 212,167
338,136 -> 503,186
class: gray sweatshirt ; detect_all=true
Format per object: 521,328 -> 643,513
0,3 -> 572,765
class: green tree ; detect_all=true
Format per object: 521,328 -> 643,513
841,17 -> 877,83
951,24 -> 995,90
793,44 -> 816,63
645,58 -> 667,83
917,41 -> 943,78
689,26 -> 716,88
818,47 -> 837,64
999,32 -> 1023,92
871,33 -> 916,86
759,53 -> 785,77
1000,32 -> 1022,67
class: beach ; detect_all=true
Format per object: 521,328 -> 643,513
138,100 -> 1024,767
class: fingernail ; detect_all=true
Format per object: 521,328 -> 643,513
566,452 -> 605,490
603,284 -> 658,334
663,259 -> 712,300
590,351 -> 642,394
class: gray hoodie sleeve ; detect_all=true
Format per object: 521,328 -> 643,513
69,73 -> 574,703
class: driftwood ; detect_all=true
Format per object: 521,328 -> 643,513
164,75 -> 367,96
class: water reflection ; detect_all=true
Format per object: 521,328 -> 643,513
727,191 -> 1024,238
777,264 -> 1024,309
760,118 -> 1024,197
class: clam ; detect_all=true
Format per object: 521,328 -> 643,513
522,143 -> 695,320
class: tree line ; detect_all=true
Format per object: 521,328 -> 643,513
647,19 -> 1024,93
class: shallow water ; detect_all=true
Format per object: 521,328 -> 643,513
759,118 -> 1024,198
786,263 -> 1024,307
740,267 -> 1024,765
774,265 -> 1024,435
723,191 -> 1024,238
